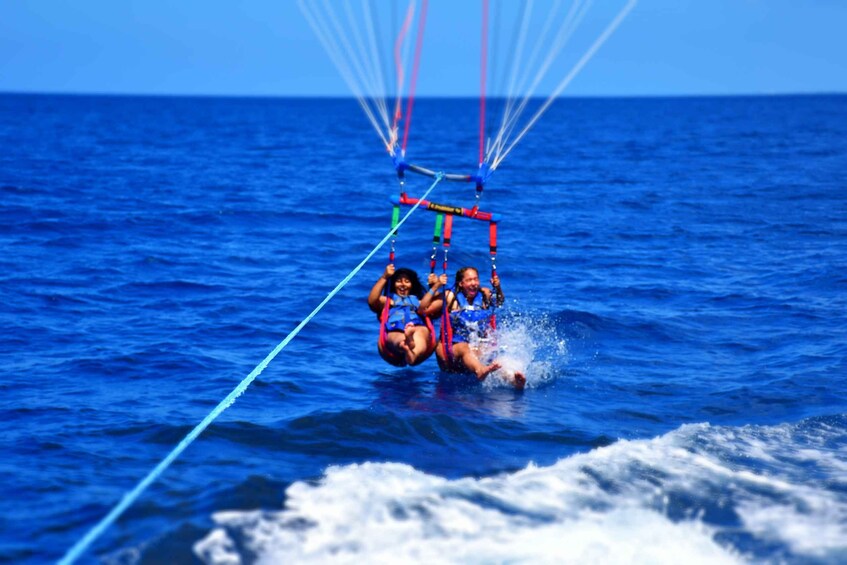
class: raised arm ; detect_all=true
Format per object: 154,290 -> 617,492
368,264 -> 394,314
490,274 -> 505,307
419,273 -> 448,317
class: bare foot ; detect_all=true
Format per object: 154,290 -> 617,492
475,362 -> 501,381
512,371 -> 526,390
404,323 -> 417,353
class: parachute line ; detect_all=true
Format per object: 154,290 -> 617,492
298,0 -> 391,150
492,0 -> 637,170
300,0 -> 638,176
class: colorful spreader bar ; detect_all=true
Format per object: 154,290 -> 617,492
391,194 -> 501,223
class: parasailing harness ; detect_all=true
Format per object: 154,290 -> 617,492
382,148 -> 502,372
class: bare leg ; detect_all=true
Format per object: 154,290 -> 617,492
406,326 -> 434,366
379,333 -> 410,367
386,332 -> 410,357
452,343 -> 500,381
404,323 -> 417,353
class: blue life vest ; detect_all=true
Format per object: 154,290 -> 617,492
450,292 -> 491,343
384,294 -> 424,332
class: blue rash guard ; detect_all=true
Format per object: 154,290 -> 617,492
450,292 -> 492,344
384,294 -> 425,332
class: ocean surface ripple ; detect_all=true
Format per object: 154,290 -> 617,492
1,93 -> 846,563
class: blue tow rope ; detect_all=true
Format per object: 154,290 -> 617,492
59,173 -> 444,564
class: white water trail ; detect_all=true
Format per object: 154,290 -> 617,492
193,417 -> 847,564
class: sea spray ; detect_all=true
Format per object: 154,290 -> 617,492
479,311 -> 567,389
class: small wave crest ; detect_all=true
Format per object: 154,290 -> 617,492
192,416 -> 847,563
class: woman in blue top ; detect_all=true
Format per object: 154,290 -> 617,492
431,267 -> 526,389
368,265 -> 440,366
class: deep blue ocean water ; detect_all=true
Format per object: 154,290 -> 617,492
1,93 -> 846,563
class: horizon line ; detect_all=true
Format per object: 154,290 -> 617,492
2,89 -> 845,101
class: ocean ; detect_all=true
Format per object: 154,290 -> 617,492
1,93 -> 846,563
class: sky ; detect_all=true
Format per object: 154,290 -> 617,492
1,0 -> 845,98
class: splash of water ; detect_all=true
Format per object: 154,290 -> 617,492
477,312 -> 568,389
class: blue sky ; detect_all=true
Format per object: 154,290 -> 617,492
1,1 -> 845,97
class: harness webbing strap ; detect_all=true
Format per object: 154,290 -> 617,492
442,214 -> 453,247
430,213 -> 443,274
490,221 -> 499,330
432,213 -> 444,244
391,204 -> 401,229
442,214 -> 453,276
388,204 -> 400,264
489,221 -> 498,276
379,292 -> 437,366
379,289 -> 392,359
441,295 -> 455,369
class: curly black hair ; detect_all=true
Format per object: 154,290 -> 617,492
390,267 -> 425,299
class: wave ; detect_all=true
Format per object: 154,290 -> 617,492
192,415 -> 847,564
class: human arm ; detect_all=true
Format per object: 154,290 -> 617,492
480,275 -> 504,307
490,274 -> 505,307
419,273 -> 448,317
367,264 -> 394,314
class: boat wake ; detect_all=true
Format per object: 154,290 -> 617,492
193,415 -> 847,563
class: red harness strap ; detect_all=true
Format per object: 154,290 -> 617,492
378,292 -> 436,367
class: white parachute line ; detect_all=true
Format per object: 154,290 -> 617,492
299,1 -> 367,102
342,1 -> 379,93
488,0 -> 566,164
298,0 -> 391,149
343,0 -> 389,129
488,18 -> 543,160
358,1 -> 394,134
486,0 -> 534,164
362,0 -> 391,130
320,0 -> 372,95
321,0 -> 389,126
500,0 -> 541,125
299,2 -> 361,94
511,0 -> 565,105
525,0 -> 591,97
489,0 -> 580,164
490,0 -> 590,165
493,0 -> 637,170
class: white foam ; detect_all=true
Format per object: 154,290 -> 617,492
194,528 -> 240,565
194,418 -> 847,563
196,463 -> 738,565
478,314 -> 564,389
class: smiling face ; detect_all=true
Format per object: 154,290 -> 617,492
456,268 -> 480,299
393,275 -> 413,297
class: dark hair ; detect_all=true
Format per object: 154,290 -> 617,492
391,268 -> 425,298
453,267 -> 479,288
452,266 -> 489,308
